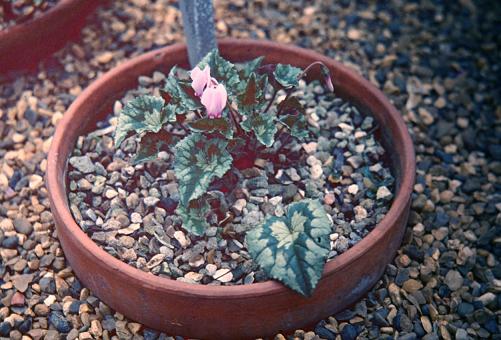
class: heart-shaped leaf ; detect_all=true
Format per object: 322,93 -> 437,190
240,56 -> 265,79
163,66 -> 202,114
240,112 -> 277,147
277,96 -> 305,115
174,133 -> 233,206
246,199 -> 332,296
237,72 -> 268,116
133,131 -> 171,165
236,57 -> 265,95
187,117 -> 233,139
279,114 -> 309,140
176,197 -> 210,236
273,64 -> 302,89
115,95 -> 171,147
197,49 -> 241,95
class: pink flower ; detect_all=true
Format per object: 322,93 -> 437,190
190,66 -> 211,97
201,81 -> 227,119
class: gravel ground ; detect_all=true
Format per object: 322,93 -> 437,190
0,0 -> 500,339
0,0 -> 59,30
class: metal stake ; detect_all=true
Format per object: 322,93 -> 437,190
179,0 -> 218,68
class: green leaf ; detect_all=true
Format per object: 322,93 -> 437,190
174,133 -> 233,206
240,73 -> 258,107
163,66 -> 202,113
236,57 -> 265,95
133,132 -> 170,165
279,114 -> 309,140
273,64 -> 302,88
176,197 -> 210,236
237,73 -> 268,113
187,117 -> 233,139
240,112 -> 277,147
277,96 -> 305,115
246,199 -> 332,296
197,49 -> 240,95
240,56 -> 264,79
115,95 -> 170,147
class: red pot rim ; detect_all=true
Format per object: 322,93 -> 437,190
47,39 -> 415,299
0,0 -> 101,74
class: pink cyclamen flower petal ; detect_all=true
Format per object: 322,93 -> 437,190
190,66 -> 211,97
201,83 -> 227,119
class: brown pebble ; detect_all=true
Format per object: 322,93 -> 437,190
10,292 -> 25,306
402,279 -> 423,293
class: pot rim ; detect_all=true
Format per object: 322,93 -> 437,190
0,0 -> 80,37
47,39 -> 415,299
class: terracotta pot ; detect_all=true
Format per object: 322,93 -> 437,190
0,0 -> 101,74
47,39 -> 415,339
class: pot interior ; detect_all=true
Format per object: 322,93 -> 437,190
75,49 -> 402,203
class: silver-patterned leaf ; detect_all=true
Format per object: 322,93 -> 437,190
273,64 -> 302,88
133,132 -> 170,165
246,199 -> 332,296
176,197 -> 210,236
186,117 -> 233,139
173,133 -> 233,206
279,114 -> 309,140
114,95 -> 170,147
197,49 -> 241,95
163,66 -> 202,114
240,112 -> 277,147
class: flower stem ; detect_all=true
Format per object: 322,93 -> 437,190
229,108 -> 244,136
299,61 -> 326,79
178,124 -> 190,134
275,133 -> 292,155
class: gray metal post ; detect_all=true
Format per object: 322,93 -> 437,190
179,0 -> 218,68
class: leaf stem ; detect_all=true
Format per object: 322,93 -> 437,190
229,107 -> 245,136
263,88 -> 278,113
276,89 -> 294,116
275,133 -> 292,155
178,123 -> 190,133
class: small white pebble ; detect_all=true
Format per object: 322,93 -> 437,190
213,269 -> 233,283
174,230 -> 190,248
376,186 -> 392,200
205,264 -> 217,276
130,212 -> 142,224
347,184 -> 359,195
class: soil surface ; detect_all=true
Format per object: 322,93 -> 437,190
67,75 -> 394,286
0,0 -> 58,30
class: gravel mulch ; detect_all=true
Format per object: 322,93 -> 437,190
0,0 -> 500,339
67,75 -> 394,285
0,0 -> 59,30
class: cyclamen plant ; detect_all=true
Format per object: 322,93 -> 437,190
115,50 -> 336,296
